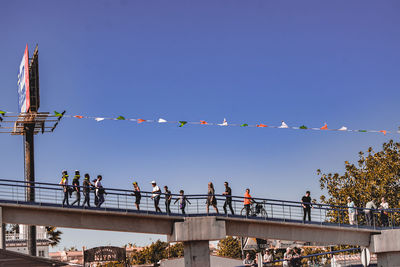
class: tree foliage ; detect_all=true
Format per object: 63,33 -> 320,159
318,140 -> 400,223
45,226 -> 63,247
216,236 -> 242,259
128,240 -> 184,265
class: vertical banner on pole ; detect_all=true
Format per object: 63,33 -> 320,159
17,44 -> 30,113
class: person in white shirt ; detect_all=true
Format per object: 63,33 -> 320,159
150,181 -> 162,212
365,200 -> 377,226
347,197 -> 356,225
263,249 -> 273,266
95,175 -> 105,207
379,197 -> 389,226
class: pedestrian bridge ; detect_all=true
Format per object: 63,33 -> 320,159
0,179 -> 398,266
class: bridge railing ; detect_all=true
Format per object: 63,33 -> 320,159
0,178 -> 397,229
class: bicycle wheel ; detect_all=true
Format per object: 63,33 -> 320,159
260,208 -> 268,218
240,207 -> 247,216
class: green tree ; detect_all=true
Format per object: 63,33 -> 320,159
216,236 -> 241,259
318,140 -> 400,224
45,226 -> 63,247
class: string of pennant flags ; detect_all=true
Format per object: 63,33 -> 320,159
0,109 -> 398,135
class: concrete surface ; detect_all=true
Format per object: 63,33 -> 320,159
168,217 -> 226,242
161,255 -> 243,267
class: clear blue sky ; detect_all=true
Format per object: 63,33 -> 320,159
1,0 -> 400,250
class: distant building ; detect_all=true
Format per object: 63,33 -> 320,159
6,225 -> 51,257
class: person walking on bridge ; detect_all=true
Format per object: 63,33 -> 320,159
151,181 -> 162,213
301,191 -> 313,222
82,173 -> 93,208
164,186 -> 172,214
206,182 -> 219,214
222,181 -> 234,215
95,175 -> 106,208
71,170 -> 81,206
60,170 -> 69,206
244,188 -> 253,216
174,190 -> 190,214
132,182 -> 141,211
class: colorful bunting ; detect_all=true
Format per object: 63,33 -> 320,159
0,110 -> 395,136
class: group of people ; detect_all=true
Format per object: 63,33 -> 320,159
59,170 -> 106,208
300,190 -> 392,227
131,181 -> 234,215
347,196 -> 390,226
243,248 -> 302,267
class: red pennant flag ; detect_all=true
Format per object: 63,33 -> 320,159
257,124 -> 268,128
200,120 -> 208,125
137,119 -> 146,123
74,115 -> 83,119
320,123 -> 328,130
380,130 -> 387,136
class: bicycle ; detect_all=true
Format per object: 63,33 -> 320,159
240,201 -> 268,218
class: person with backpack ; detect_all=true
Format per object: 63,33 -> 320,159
82,174 -> 93,208
71,170 -> 81,206
150,181 -> 162,212
174,190 -> 191,214
59,170 -> 69,206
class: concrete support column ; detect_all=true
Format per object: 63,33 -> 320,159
184,241 -> 210,267
168,217 -> 226,267
369,229 -> 400,267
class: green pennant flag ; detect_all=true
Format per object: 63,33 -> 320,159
240,124 -> 248,127
299,125 -> 308,129
116,116 -> 125,120
179,121 -> 187,127
359,130 -> 367,132
0,110 -> 5,116
54,111 -> 63,117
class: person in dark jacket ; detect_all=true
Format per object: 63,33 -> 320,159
71,170 -> 81,206
82,174 -> 93,207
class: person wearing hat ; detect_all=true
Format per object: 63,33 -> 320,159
82,174 -> 93,208
59,170 -> 69,206
150,181 -> 162,213
71,170 -> 81,206
131,182 -> 141,210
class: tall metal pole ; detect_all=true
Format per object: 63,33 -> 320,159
24,122 -> 36,256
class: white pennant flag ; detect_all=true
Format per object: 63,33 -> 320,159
338,126 -> 347,131
279,121 -> 289,128
95,118 -> 105,122
218,118 -> 228,126
158,118 -> 167,123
